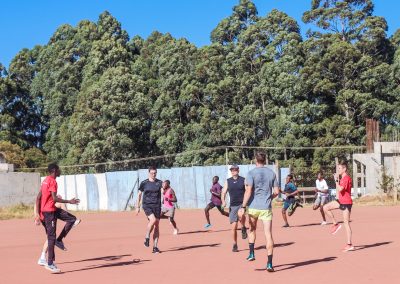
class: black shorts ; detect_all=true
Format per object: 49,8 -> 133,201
207,202 -> 224,212
143,206 -> 161,219
336,200 -> 352,212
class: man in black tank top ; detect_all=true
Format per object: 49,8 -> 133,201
222,165 -> 248,252
135,166 -> 163,254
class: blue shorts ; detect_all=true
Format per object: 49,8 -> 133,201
283,198 -> 295,210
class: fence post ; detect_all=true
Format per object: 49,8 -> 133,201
394,157 -> 398,204
225,148 -> 228,165
275,159 -> 280,184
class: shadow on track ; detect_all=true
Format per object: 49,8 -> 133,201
163,243 -> 220,252
61,259 -> 151,273
290,223 -> 322,227
355,241 -> 392,251
59,254 -> 132,264
254,242 -> 295,250
255,257 -> 337,272
178,229 -> 230,235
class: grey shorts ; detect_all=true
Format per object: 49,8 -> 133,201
314,196 -> 329,206
229,205 -> 241,224
161,205 -> 175,219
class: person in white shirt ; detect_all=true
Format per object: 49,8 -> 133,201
313,172 -> 329,225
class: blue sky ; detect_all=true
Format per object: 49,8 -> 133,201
1,0 -> 399,68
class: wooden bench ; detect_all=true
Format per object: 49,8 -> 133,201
297,187 -> 317,204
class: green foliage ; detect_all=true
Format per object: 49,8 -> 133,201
0,141 -> 26,167
1,1 -> 399,170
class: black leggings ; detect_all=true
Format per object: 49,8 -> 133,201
42,208 -> 77,265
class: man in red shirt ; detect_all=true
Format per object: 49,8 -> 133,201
323,161 -> 354,252
34,163 -> 80,273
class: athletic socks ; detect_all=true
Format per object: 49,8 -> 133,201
40,252 -> 46,260
249,243 -> 255,255
267,254 -> 273,265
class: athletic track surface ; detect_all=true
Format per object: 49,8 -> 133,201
1,206 -> 398,283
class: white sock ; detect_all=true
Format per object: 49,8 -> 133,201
40,252 -> 46,259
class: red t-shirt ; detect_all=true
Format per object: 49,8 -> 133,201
40,176 -> 58,219
338,174 -> 352,204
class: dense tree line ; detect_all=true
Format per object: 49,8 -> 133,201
0,0 -> 399,170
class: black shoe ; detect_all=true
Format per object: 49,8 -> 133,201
152,247 -> 161,254
55,240 -> 67,251
241,227 -> 248,239
232,244 -> 239,252
144,238 -> 150,247
266,263 -> 275,272
282,224 -> 290,228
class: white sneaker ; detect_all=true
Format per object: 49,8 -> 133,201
173,228 -> 179,235
37,258 -> 47,266
73,219 -> 81,227
321,221 -> 328,225
45,263 -> 61,273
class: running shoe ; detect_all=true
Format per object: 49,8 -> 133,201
55,240 -> 67,251
321,221 -> 328,226
342,244 -> 355,252
73,219 -> 81,227
246,253 -> 255,261
37,258 -> 47,266
232,244 -> 239,252
144,238 -> 150,247
152,247 -> 161,254
241,227 -> 248,239
204,223 -> 212,229
45,263 -> 61,273
282,224 -> 290,228
330,224 -> 342,235
266,263 -> 275,272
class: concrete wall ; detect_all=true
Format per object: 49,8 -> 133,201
40,164 -> 288,211
0,172 -> 41,207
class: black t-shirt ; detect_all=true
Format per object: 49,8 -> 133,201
227,176 -> 245,206
139,178 -> 162,207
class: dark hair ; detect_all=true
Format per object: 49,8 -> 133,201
48,163 -> 59,173
148,166 -> 157,172
317,172 -> 324,177
164,180 -> 170,186
213,176 -> 219,181
287,174 -> 294,181
255,152 -> 266,164
338,160 -> 348,169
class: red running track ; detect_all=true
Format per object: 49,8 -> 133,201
0,206 -> 399,283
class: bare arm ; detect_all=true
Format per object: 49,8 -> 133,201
334,174 -> 344,192
221,182 -> 228,207
34,191 -> 42,225
169,189 -> 177,203
136,191 -> 142,215
286,189 -> 299,197
272,186 -> 280,199
51,192 -> 79,204
242,184 -> 253,208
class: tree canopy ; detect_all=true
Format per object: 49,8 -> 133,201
0,0 -> 399,170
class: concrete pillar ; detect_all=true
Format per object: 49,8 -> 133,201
394,157 -> 398,203
353,160 -> 358,196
